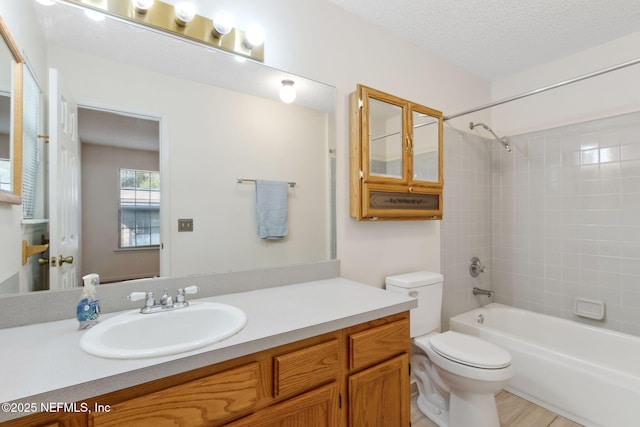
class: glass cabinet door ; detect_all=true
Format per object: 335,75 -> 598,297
410,105 -> 442,186
368,98 -> 404,179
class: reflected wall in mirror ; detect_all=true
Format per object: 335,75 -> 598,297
0,16 -> 23,205
0,0 -> 336,295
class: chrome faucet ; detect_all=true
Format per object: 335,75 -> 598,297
128,285 -> 200,314
472,287 -> 494,298
469,257 -> 486,277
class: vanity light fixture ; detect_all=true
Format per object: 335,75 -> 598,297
174,2 -> 196,26
131,0 -> 154,14
65,0 -> 265,62
212,12 -> 234,38
279,80 -> 296,104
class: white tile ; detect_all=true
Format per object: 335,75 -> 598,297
621,144 -> 640,161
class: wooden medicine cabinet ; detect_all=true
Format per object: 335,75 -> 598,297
350,84 -> 443,220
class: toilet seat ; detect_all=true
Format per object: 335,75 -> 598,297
416,331 -> 511,369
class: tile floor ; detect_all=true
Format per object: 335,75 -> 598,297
411,390 -> 583,427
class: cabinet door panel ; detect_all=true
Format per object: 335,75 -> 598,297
274,339 -> 339,398
367,97 -> 404,180
90,362 -> 260,427
362,184 -> 442,220
349,319 -> 409,371
228,383 -> 338,427
349,354 -> 409,427
410,106 -> 442,185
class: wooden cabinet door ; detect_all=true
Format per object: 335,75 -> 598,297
90,363 -> 260,427
348,354 -> 409,427
227,383 -> 339,427
0,412 -> 85,427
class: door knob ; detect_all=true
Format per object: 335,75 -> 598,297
59,255 -> 74,265
38,258 -> 49,266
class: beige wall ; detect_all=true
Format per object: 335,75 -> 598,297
81,143 -> 160,283
492,32 -> 640,135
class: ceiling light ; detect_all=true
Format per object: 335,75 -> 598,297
212,12 -> 234,37
131,0 -> 154,14
244,23 -> 265,48
279,80 -> 296,104
174,2 -> 196,26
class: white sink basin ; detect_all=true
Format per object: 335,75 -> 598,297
79,302 -> 247,359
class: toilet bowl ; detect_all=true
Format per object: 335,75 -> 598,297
413,331 -> 513,427
385,271 -> 514,427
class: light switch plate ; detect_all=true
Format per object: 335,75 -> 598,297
178,218 -> 193,232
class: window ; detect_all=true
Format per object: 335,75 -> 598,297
119,168 -> 160,248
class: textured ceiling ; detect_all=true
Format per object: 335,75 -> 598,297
327,0 -> 640,80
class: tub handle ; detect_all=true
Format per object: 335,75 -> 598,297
469,257 -> 486,277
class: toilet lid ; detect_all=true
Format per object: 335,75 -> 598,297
428,331 -> 511,369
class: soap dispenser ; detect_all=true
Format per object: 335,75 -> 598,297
77,273 -> 100,330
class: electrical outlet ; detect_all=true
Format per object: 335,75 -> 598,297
178,218 -> 193,232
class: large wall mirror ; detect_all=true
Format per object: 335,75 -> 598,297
0,16 -> 23,205
1,0 -> 336,296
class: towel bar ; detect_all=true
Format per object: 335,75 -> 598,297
237,178 -> 296,187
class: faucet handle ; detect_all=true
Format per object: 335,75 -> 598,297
128,292 -> 147,302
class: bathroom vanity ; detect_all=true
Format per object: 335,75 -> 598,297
0,279 -> 414,427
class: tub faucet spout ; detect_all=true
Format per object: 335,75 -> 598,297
473,287 -> 494,298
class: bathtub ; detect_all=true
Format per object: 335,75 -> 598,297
449,303 -> 640,427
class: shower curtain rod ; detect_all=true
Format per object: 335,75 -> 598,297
444,57 -> 640,121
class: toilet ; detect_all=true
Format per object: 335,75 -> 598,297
385,271 -> 513,427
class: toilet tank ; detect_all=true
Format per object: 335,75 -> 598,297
385,271 -> 444,338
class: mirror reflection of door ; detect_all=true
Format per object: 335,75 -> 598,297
78,107 -> 160,284
49,68 -> 80,291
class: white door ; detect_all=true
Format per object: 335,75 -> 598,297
48,68 -> 81,290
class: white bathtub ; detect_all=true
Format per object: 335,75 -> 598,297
449,303 -> 640,427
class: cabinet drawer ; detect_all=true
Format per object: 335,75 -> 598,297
90,362 -> 260,427
348,319 -> 409,371
274,339 -> 339,398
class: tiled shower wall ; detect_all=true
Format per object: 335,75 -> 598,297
491,111 -> 640,336
440,127 -> 494,330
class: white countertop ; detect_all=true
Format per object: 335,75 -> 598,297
0,278 -> 415,421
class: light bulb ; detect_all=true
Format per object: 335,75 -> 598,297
174,2 -> 196,26
279,80 -> 296,104
212,12 -> 234,37
244,23 -> 265,48
132,0 -> 154,13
